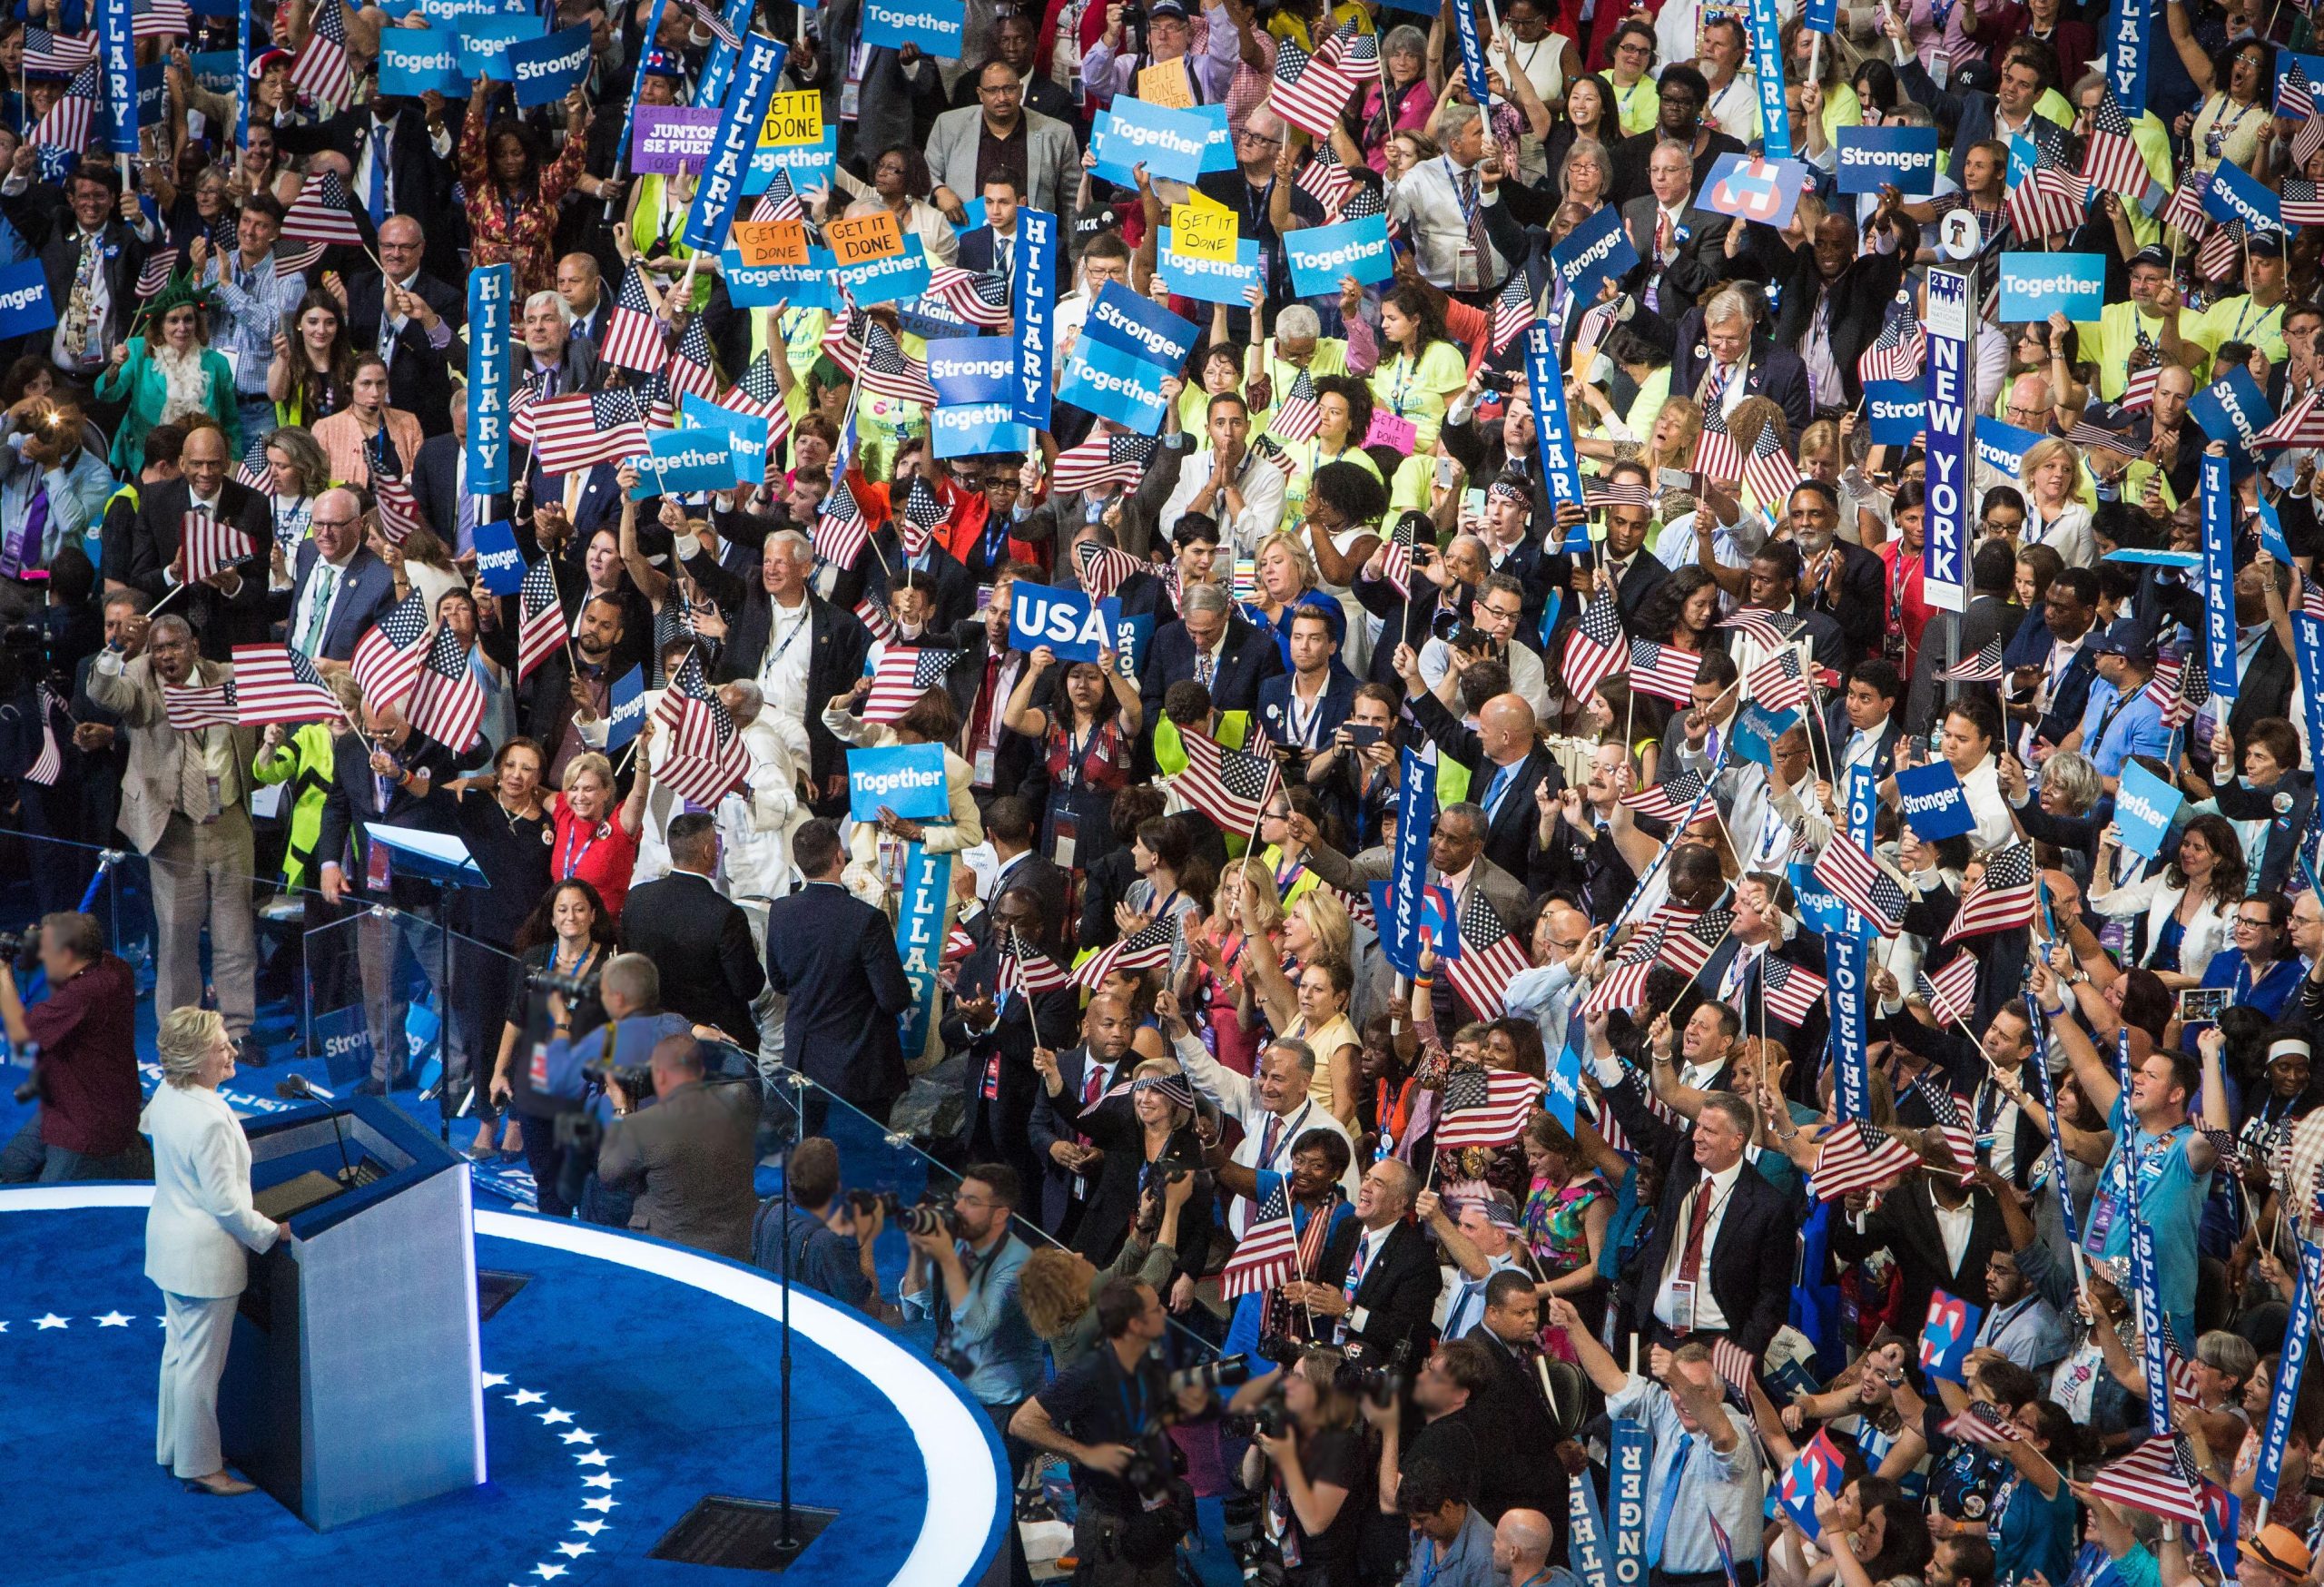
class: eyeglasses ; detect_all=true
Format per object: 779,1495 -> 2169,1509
311,516 -> 359,530
1237,130 -> 1283,146
2237,915 -> 2275,929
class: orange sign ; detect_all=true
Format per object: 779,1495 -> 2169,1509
827,211 -> 906,266
1137,58 -> 1196,109
729,219 -> 809,266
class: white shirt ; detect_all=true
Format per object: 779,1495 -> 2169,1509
1932,1193 -> 1976,1277
290,550 -> 359,658
1654,1158 -> 1743,1331
1171,1030 -> 1358,1233
758,595 -> 814,728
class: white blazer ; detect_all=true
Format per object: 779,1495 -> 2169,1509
142,1082 -> 281,1299
2091,871 -> 2233,984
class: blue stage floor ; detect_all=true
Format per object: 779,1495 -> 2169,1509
0,1192 -> 1008,1587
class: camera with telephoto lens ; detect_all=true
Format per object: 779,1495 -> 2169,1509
848,1188 -> 901,1219
1252,1332 -> 1302,1369
1167,1355 -> 1254,1397
901,1195 -> 961,1240
0,929 -> 40,973
528,962 -> 602,1001
1336,1339 -> 1413,1408
1431,606 -> 1486,654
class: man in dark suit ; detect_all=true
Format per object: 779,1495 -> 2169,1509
1471,1271 -> 1568,1523
851,523 -> 979,634
621,814 -> 767,1052
944,588 -> 1043,807
409,419 -> 515,555
947,12 -> 1076,124
1024,995 -> 1140,1238
117,424 -> 271,659
2004,565 -> 2100,761
556,251 -> 612,351
1896,39 -> 2071,189
1793,481 -> 1887,663
1669,292 -> 1816,439
1620,141 -> 1731,330
943,885 -> 1080,1208
1142,583 -> 1282,724
1906,540 -> 2023,737
280,488 -> 396,663
1300,1158 -> 1442,1360
1770,202 -> 1918,410
762,820 -> 915,1119
1595,1020 -> 1794,1355
1254,609 -> 1358,766
951,176 -> 1028,282
1830,1170 -> 2007,1346
32,163 -> 148,380
277,99 -> 458,271
793,0 -> 948,169
960,797 -> 1073,960
1393,646 -> 1561,882
1828,656 -> 1905,786
340,215 -> 466,435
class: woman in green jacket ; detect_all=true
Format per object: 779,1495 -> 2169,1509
94,278 -> 240,475
250,672 -> 365,892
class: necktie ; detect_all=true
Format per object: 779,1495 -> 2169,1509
1654,211 -> 1673,262
1257,1112 -> 1282,1168
1706,361 -> 1732,413
1645,1434 -> 1695,1564
366,126 -> 389,224
1677,1180 -> 1712,1284
300,565 -> 338,656
178,724 -> 214,822
1196,649 -> 1216,686
1457,168 -> 1491,271
1,473 -> 47,577
63,232 -> 100,365
1482,761 -> 1514,816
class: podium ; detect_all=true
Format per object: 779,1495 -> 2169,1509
218,1095 -> 487,1531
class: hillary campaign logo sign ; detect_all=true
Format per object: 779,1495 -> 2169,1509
1779,1431 -> 1847,1540
1698,153 -> 1808,231
1918,1289 -> 1983,1382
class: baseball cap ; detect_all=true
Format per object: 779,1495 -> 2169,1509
2250,229 -> 2288,257
2085,618 -> 2156,662
2130,244 -> 2172,271
1148,0 -> 1190,18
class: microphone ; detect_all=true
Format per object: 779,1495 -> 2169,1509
275,1074 -> 358,1186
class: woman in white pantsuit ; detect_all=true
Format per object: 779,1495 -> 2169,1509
141,1008 -> 288,1496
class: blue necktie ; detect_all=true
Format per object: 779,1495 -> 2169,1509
1645,1434 -> 1694,1565
365,126 -> 389,224
1482,763 -> 1513,817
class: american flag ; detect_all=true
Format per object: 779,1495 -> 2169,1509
1710,1338 -> 1759,1401
1857,297 -> 1926,384
1251,435 -> 1297,479
1943,843 -> 2039,942
1746,646 -> 1811,712
2260,389 -> 2324,448
1660,905 -> 1735,981
1293,143 -> 1354,212
1808,1119 -> 1921,1200
854,594 -> 898,646
2088,1434 -> 2203,1524
998,929 -> 1072,997
23,685 -> 59,785
2296,111 -> 2324,173
2066,416 -> 2142,457
678,0 -> 741,50
1270,30 -> 1361,140
660,689 -> 752,807
516,553 -> 566,682
652,647 -> 715,734
1377,511 -> 1424,595
1561,596 -> 1628,702
1490,268 -> 1536,354
862,644 -> 961,724
814,476 -> 872,571
896,475 -> 948,558
1627,638 -> 1702,704
2004,162 -> 2085,245
29,64 -> 97,155
1692,403 -> 1743,481
2162,166 -> 2217,235
2155,650 -> 2211,731
349,591 -> 430,710
720,350 -> 783,419
1270,369 -> 1324,444
667,315 -> 720,404
179,512 -> 253,584
1584,479 -> 1655,510
1915,1078 -> 1979,1183
832,316 -> 940,407
1941,1401 -> 2025,1444
1219,1179 -> 1302,1299
281,170 -> 365,247
1939,639 -> 2004,683
1918,952 -> 1979,1028
22,28 -> 96,74
1076,539 -> 1150,602
1582,932 -> 1663,1015
2081,86 -> 2153,201
598,267 -> 668,375
1813,837 -> 1908,936
1176,727 -> 1281,833
1071,915 -> 1177,989
235,432 -> 271,492
135,246 -> 179,299
2193,223 -> 2242,287
517,389 -> 650,475
372,471 -> 422,546
748,168 -> 805,224
1433,1065 -> 1541,1149
1744,425 -> 1800,509
1620,769 -> 1708,823
1055,431 -> 1157,495
1758,957 -> 1827,1025
407,624 -> 484,752
1443,890 -> 1534,1020
163,676 -> 239,730
2286,178 -> 2324,228
1719,607 -> 1802,648
2282,58 -> 2318,120
132,0 -> 192,40
289,0 -> 353,111
927,266 -> 1011,329
231,643 -> 342,723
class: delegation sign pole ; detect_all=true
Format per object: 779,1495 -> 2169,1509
1923,251 -> 1977,711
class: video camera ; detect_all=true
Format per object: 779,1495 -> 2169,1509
527,961 -> 602,1001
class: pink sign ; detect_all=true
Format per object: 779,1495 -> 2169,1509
1364,410 -> 1418,454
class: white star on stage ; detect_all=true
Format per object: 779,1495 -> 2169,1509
571,1521 -> 607,1536
530,1566 -> 567,1582
580,1496 -> 617,1513
558,1429 -> 595,1445
581,1474 -> 618,1490
33,1313 -> 68,1329
574,1451 -> 609,1468
481,1372 -> 509,1388
93,1312 -> 131,1327
0,1320 -> 8,1333
537,1408 -> 573,1426
510,1389 -> 546,1406
555,1543 -> 593,1560
154,1316 -> 166,1326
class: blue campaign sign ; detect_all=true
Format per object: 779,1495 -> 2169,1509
1113,613 -> 1154,680
1090,95 -> 1212,187
1524,324 -> 1584,509
836,235 -> 934,307
2203,450 -> 2237,708
310,1002 -> 373,1088
0,260 -> 56,339
2257,1242 -> 2324,1503
471,518 -> 527,596
1059,336 -> 1174,432
1793,858 -> 1846,935
466,263 -> 513,494
1896,761 -> 1976,839
1610,1419 -> 1650,1586
1194,104 -> 1236,173
862,0 -> 964,55
1386,744 -> 1438,977
2205,158 -> 2280,235
683,34 -> 788,254
1546,1026 -> 1581,1134
1918,1289 -> 1984,1382
1732,700 -> 1801,766
1012,210 -> 1058,431
507,22 -> 593,106
2189,364 -> 2276,464
1922,268 -> 1973,606
1749,0 -> 1789,160
1158,229 -> 1262,305
1009,582 -> 1123,663
1284,215 -> 1396,298
682,393 -> 773,483
1550,205 -> 1640,305
2109,0 -> 2152,114
1864,380 -> 1925,446
1995,251 -> 2106,321
926,336 -> 1016,405
100,0 -> 133,153
1081,281 -> 1201,373
1698,153 -> 1809,229
458,10 -> 545,81
1977,416 -> 2043,480
1779,1432 -> 1847,1542
1569,1454 -> 1614,1587
603,665 -> 647,754
746,122 -> 838,193
1835,125 -> 1939,195
379,26 -> 465,97
187,48 -> 241,94
1803,0 -> 1837,27
626,428 -> 743,498
1417,884 -> 1458,957
2262,492 -> 2294,565
722,247 -> 842,310
693,0 -> 761,104
1829,925 -> 1869,1119
2104,547 -> 2203,567
894,844 -> 951,1056
931,401 -> 1035,459
848,743 -> 952,823
1446,0 -> 1489,105
2114,757 -> 2183,860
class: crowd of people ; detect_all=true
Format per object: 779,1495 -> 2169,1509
13,0 -> 2324,1579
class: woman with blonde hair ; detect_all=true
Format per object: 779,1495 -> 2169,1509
547,744 -> 655,923
1200,858 -> 1286,1075
1246,530 -> 1344,667
2017,436 -> 2094,568
143,1007 -> 288,1496
261,424 -> 329,577
1014,1176 -> 1191,1372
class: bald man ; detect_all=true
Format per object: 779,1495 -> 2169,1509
285,486 -> 396,663
596,1033 -> 762,1261
1492,1509 -> 1567,1586
1297,1157 -> 1443,1358
1394,640 -> 1564,880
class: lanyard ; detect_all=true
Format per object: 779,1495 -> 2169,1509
1062,721 -> 1104,788
2231,297 -> 2278,343
766,604 -> 811,668
559,810 -> 607,878
1285,683 -> 1324,745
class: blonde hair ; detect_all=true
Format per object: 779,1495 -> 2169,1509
2018,436 -> 2083,498
1017,1246 -> 1099,1339
1254,530 -> 1318,595
1222,856 -> 1285,936
1133,1057 -> 1194,1129
156,1007 -> 226,1088
563,752 -> 615,794
1289,889 -> 1353,968
1651,397 -> 1703,470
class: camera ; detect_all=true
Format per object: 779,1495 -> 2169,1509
0,929 -> 39,972
1475,370 -> 1519,394
580,1050 -> 655,1101
1336,1339 -> 1413,1407
1167,1355 -> 1254,1397
1432,606 -> 1485,653
901,1197 -> 961,1240
931,1340 -> 976,1379
1249,1398 -> 1291,1440
847,1188 -> 901,1218
528,962 -> 602,1000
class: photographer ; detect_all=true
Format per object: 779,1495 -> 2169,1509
1231,1346 -> 1368,1585
0,912 -> 142,1182
755,1136 -> 884,1312
596,1035 -> 761,1262
1009,1276 -> 1189,1586
1021,1172 -> 1196,1374
899,1163 -> 1046,1442
1361,1340 -> 1493,1531
531,953 -> 712,1222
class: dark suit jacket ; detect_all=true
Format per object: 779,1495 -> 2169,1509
1669,330 -> 1815,440
312,727 -> 464,910
33,219 -> 145,368
342,270 -> 467,435
694,579 -> 871,812
409,431 -> 514,548
1770,240 -> 1916,409
1406,689 -> 1563,880
1803,541 -> 1888,664
762,880 -> 914,1111
566,295 -> 611,354
1823,701 -> 1902,785
277,107 -> 458,270
1620,198 -> 1730,325
1025,1042 -> 1118,1234
621,870 -> 767,1052
596,1076 -> 762,1260
942,936 -> 1081,1178
1141,614 -> 1283,721
121,478 -> 272,658
1896,59 -> 2070,187
283,543 -> 397,662
974,849 -> 1075,960
2003,615 -> 2099,753
1315,1217 -> 1443,1360
801,0 -> 946,162
2227,636 -> 2298,750
1829,1179 -> 2007,1345
1253,667 -> 1358,757
1471,1326 -> 1567,1521
2218,773 -> 2315,894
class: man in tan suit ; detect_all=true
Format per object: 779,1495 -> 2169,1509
83,612 -> 261,1040
598,1035 -> 761,1261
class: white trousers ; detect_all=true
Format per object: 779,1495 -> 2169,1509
155,1290 -> 238,1479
